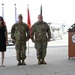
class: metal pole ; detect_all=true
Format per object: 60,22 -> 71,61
27,4 -> 30,56
2,3 -> 4,19
28,40 -> 29,56
14,4 -> 17,22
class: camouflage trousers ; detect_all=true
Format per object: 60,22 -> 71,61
35,40 -> 47,59
15,41 -> 26,61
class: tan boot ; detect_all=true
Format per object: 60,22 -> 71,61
42,58 -> 47,64
22,60 -> 26,65
17,60 -> 21,66
38,59 -> 41,65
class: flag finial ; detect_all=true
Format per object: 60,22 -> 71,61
2,3 -> 4,6
14,4 -> 16,7
27,4 -> 29,6
27,4 -> 29,8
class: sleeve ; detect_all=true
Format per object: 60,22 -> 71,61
46,24 -> 51,40
26,25 -> 30,41
31,24 -> 35,42
11,25 -> 15,40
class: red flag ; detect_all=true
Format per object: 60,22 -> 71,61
27,6 -> 32,56
27,6 -> 32,38
27,6 -> 31,28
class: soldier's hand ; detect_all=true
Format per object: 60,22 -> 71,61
47,38 -> 50,42
12,39 -> 15,44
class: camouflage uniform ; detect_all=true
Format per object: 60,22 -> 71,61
31,21 -> 51,59
11,22 -> 30,61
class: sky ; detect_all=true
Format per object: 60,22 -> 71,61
0,0 -> 75,31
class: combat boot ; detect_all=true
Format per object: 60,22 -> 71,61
17,60 -> 21,66
42,58 -> 47,64
22,59 -> 26,65
38,58 -> 41,65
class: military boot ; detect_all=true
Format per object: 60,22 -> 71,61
42,58 -> 47,64
22,59 -> 26,65
17,60 -> 21,66
38,58 -> 41,65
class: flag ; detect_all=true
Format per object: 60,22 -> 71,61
14,4 -> 18,22
27,6 -> 31,28
27,5 -> 32,38
40,5 -> 42,15
27,5 -> 32,56
2,3 -> 6,25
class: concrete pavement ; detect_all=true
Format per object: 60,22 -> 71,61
0,46 -> 75,75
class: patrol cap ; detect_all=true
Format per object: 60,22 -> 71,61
18,14 -> 23,18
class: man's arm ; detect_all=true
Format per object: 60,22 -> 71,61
31,25 -> 35,43
26,25 -> 30,41
11,25 -> 15,40
47,25 -> 51,41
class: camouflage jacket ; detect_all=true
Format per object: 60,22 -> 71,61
31,21 -> 51,41
11,22 -> 30,41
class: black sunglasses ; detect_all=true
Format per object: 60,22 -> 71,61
19,16 -> 22,18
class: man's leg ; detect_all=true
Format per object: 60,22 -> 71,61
41,40 -> 47,64
15,41 -> 22,66
37,49 -> 42,65
35,40 -> 42,64
21,44 -> 26,65
16,50 -> 21,65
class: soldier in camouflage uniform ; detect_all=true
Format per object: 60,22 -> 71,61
11,14 -> 30,66
31,14 -> 51,65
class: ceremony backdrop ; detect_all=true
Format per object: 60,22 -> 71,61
0,0 -> 75,32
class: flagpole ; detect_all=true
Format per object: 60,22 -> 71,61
28,38 -> 29,56
40,4 -> 42,15
2,3 -> 4,19
27,4 -> 29,56
14,4 -> 17,22
27,4 -> 31,56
